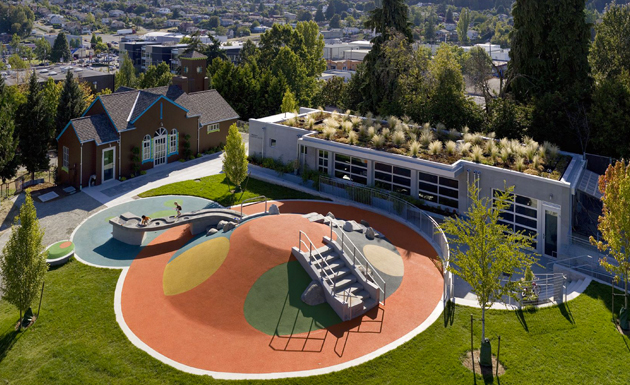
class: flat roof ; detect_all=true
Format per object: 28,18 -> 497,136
3,66 -> 113,86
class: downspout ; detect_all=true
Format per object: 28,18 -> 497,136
118,133 -> 121,180
80,143 -> 83,190
197,120 -> 200,154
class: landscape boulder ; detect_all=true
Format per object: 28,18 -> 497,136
268,204 -> 280,215
365,227 -> 376,240
207,228 -> 218,236
301,281 -> 326,306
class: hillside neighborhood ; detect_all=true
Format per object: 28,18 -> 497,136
1,0 -> 630,384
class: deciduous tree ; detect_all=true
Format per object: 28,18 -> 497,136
0,191 -> 48,330
115,52 -> 136,89
442,183 -> 536,364
591,161 -> 630,329
281,88 -> 297,115
222,123 -> 248,192
456,8 -> 470,44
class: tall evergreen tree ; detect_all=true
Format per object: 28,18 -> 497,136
17,72 -> 52,179
50,31 -> 72,63
0,76 -> 18,182
56,71 -> 86,137
590,3 -> 630,81
508,0 -> 591,150
0,191 -> 48,330
456,8 -> 470,44
115,52 -> 136,89
315,6 -> 326,22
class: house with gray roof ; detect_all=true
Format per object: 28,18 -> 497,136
56,52 -> 238,189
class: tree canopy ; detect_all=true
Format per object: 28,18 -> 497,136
51,32 -> 72,63
56,71 -> 86,138
222,123 -> 248,191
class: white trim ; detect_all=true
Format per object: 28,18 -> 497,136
199,116 -> 239,126
542,203 -> 561,258
126,92 -> 141,122
101,146 -> 116,183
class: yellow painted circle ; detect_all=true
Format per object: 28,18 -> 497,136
362,245 -> 404,277
163,237 -> 230,296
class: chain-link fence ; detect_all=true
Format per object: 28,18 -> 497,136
0,168 -> 56,201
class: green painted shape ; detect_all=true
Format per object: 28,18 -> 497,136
243,261 -> 341,336
147,210 -> 177,219
48,241 -> 75,259
162,199 -> 181,209
104,216 -> 115,223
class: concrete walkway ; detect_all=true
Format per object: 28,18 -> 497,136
83,152 -> 225,207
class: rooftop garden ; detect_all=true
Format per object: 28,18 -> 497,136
282,110 -> 571,181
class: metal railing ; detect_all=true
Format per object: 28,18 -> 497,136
570,234 -> 600,250
553,254 -> 622,289
298,230 -> 354,320
517,273 -> 566,306
319,176 -> 452,302
327,217 -> 387,305
239,195 -> 269,216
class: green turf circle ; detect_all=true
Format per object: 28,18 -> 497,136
243,261 -> 341,336
47,241 -> 75,259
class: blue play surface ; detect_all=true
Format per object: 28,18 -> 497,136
73,196 -> 221,268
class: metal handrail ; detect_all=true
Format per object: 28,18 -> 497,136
327,217 -> 387,305
319,176 -> 452,302
298,231 -> 337,293
240,195 -> 269,216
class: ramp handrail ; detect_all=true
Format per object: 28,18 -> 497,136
240,196 -> 269,216
327,217 -> 387,305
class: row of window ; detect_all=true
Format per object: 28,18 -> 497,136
494,189 -> 539,244
322,149 -> 459,209
142,128 -> 178,162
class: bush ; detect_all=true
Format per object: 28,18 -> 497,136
120,176 -> 126,181
140,170 -> 147,175
196,153 -> 202,158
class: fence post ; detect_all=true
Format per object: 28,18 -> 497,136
470,314 -> 475,375
496,335 -> 501,377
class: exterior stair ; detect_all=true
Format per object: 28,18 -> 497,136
292,233 -> 380,321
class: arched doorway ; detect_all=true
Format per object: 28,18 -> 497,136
153,128 -> 168,167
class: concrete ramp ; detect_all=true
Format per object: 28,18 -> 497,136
110,208 -> 242,245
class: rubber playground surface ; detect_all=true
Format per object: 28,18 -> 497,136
113,200 -> 444,375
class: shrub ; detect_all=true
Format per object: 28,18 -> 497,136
429,140 -> 443,155
515,156 -> 525,171
543,141 -> 559,162
392,130 -> 406,146
532,155 -> 541,169
348,131 -> 359,145
323,126 -> 337,140
460,142 -> 472,156
196,153 -> 202,158
445,140 -> 457,155
420,128 -> 433,148
341,121 -> 353,133
381,127 -> 391,139
408,140 -> 421,157
120,176 -> 126,181
471,145 -> 484,162
140,170 -> 147,175
500,147 -> 510,163
367,126 -> 376,139
371,134 -> 385,148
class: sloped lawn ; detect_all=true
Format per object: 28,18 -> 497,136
0,258 -> 628,384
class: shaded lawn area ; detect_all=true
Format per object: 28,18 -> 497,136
138,174 -> 323,207
1,259 -> 629,384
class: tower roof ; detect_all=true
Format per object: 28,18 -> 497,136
179,51 -> 207,60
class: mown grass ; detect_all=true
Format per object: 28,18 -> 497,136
138,173 -> 323,207
0,258 -> 629,384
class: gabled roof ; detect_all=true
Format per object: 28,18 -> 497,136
70,114 -> 118,145
184,90 -> 239,125
63,85 -> 238,145
179,50 -> 207,60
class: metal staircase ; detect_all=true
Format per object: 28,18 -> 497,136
292,231 -> 379,321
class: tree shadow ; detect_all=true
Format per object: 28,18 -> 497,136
557,301 -> 575,324
0,325 -> 23,364
444,300 -> 455,327
515,309 -> 529,332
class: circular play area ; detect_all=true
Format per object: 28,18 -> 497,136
72,197 -> 444,379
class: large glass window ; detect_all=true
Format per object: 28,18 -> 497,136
169,129 -> 178,155
318,150 -> 329,174
334,153 -> 367,185
374,162 -> 411,195
418,171 -> 459,209
62,146 -> 69,171
142,135 -> 151,161
494,189 -> 538,247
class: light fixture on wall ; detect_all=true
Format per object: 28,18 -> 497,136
549,194 -> 554,200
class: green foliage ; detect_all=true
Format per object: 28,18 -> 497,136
115,52 -> 137,89
0,191 -> 47,328
312,77 -> 347,109
0,3 -> 34,38
486,97 -> 532,139
137,62 -> 172,89
56,71 -> 86,138
589,72 -> 630,158
51,32 -> 72,63
7,54 -> 28,70
590,3 -> 630,81
442,182 -> 537,341
456,8 -> 470,44
280,88 -> 297,114
34,38 -> 51,62
222,123 -> 248,190
364,0 -> 412,43
181,134 -> 192,160
0,78 -> 18,182
16,72 -> 54,177
329,14 -> 342,28
591,161 -> 630,307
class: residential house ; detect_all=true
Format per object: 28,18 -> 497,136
109,10 -> 125,18
57,53 -> 238,189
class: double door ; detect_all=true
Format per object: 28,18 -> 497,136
154,135 -> 167,166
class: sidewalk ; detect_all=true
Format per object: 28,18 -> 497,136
83,152 -> 225,207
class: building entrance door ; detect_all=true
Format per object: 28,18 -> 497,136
542,204 -> 560,257
102,147 -> 115,183
154,128 -> 168,167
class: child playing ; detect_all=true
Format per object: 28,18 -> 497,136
174,202 -> 182,218
141,215 -> 151,226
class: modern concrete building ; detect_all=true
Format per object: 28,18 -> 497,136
249,108 -> 596,260
4,65 -> 114,93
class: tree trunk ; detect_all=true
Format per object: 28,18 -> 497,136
625,267 -> 628,309
481,305 -> 486,341
18,308 -> 22,331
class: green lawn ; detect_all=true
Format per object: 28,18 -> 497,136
138,174 -> 323,207
1,258 -> 629,384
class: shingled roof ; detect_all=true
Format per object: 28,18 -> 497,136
63,85 -> 238,144
70,114 -> 118,145
179,51 -> 207,60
